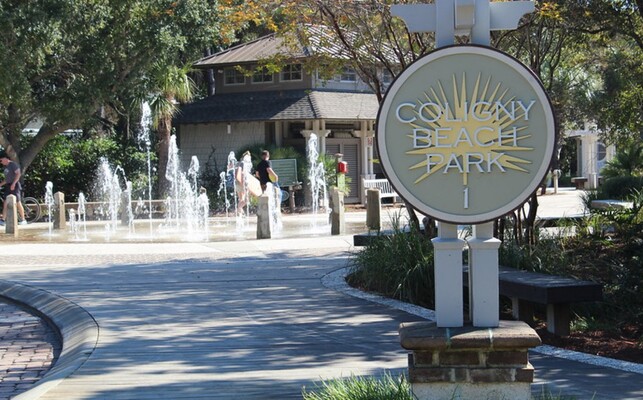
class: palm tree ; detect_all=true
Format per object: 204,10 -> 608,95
149,63 -> 196,197
601,141 -> 643,179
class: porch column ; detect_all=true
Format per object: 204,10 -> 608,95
353,121 -> 375,204
301,129 -> 331,154
275,121 -> 283,147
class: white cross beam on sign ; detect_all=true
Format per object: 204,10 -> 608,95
391,0 -> 535,47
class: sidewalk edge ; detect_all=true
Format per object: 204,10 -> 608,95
0,280 -> 99,400
322,266 -> 643,376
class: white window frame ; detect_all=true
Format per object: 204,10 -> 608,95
252,67 -> 274,84
382,69 -> 393,85
281,64 -> 303,82
224,68 -> 245,86
339,67 -> 357,83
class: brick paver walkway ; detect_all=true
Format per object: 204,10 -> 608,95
0,301 -> 61,399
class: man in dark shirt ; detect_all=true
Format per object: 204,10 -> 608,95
255,150 -> 278,193
0,151 -> 27,225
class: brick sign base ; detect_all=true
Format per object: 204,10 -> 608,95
399,320 -> 542,400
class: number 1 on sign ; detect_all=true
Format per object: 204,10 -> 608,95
463,187 -> 469,209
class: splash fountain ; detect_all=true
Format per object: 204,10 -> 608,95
306,133 -> 330,230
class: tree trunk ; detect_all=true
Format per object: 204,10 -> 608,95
404,199 -> 421,232
157,116 -> 172,198
19,124 -> 64,174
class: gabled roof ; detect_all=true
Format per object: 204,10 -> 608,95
193,25 -> 352,69
194,34 -> 305,68
175,89 -> 378,124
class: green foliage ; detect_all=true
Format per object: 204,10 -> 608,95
320,154 -> 352,196
500,192 -> 643,330
198,146 -> 226,213
0,0 -> 222,171
348,214 -> 435,309
598,176 -> 643,199
235,142 -> 306,182
302,373 -> 412,400
22,133 -> 151,202
601,141 -> 643,178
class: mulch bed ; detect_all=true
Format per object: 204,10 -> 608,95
535,322 -> 643,363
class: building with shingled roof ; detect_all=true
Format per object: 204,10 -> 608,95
175,27 -> 391,204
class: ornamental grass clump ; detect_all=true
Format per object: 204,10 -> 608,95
302,373 -> 412,400
348,215 -> 435,309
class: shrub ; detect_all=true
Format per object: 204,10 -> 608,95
22,133 -> 150,202
348,215 -> 435,309
598,176 -> 643,200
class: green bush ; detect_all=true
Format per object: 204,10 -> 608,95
500,198 -> 643,330
348,216 -> 435,309
598,175 -> 643,199
22,133 -> 151,202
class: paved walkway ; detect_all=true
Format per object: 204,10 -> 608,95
0,236 -> 641,399
0,302 -> 60,399
0,190 -> 641,399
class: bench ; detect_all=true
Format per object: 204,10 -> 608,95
269,159 -> 301,211
571,176 -> 587,190
363,178 -> 398,201
465,266 -> 602,336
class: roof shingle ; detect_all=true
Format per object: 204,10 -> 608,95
176,90 -> 378,124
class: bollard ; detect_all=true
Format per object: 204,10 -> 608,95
366,188 -> 381,231
121,192 -> 130,226
53,192 -> 67,230
256,194 -> 271,239
330,187 -> 345,235
4,194 -> 18,236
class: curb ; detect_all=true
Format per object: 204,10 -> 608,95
322,266 -> 643,376
0,280 -> 99,400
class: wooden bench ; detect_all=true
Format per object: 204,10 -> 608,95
363,178 -> 398,201
465,266 -> 602,336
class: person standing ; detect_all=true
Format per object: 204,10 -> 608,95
255,150 -> 277,193
0,151 -> 27,225
235,151 -> 252,215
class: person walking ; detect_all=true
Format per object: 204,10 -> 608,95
255,150 -> 277,194
0,151 -> 27,225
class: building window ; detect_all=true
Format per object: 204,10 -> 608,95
339,67 -> 357,82
224,68 -> 245,85
382,69 -> 393,84
281,64 -> 302,81
252,67 -> 273,84
597,142 -> 607,162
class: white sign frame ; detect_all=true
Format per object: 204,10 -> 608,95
377,45 -> 556,224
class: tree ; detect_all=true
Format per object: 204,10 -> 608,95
560,0 -> 643,144
601,140 -> 643,178
0,0 -> 221,178
147,63 -> 196,197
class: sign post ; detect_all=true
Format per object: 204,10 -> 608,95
380,1 -> 553,399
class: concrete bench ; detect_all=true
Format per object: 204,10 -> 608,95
465,266 -> 602,336
363,178 -> 398,201
571,176 -> 587,190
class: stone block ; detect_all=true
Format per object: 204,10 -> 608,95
439,351 -> 481,367
413,351 -> 436,366
468,367 -> 514,383
515,363 -> 535,383
486,350 -> 528,367
409,366 -> 453,383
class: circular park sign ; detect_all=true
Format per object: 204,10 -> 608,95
377,45 -> 556,224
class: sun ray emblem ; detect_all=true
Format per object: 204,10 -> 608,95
402,73 -> 533,186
